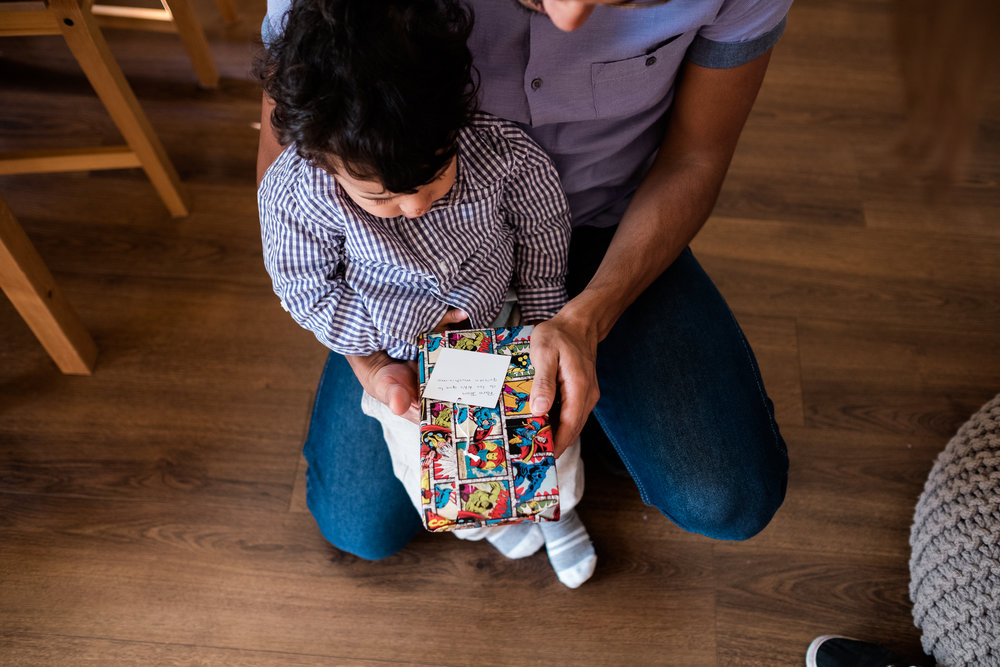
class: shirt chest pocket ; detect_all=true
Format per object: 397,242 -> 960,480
590,33 -> 693,120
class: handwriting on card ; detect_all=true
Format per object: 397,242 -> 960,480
422,347 -> 511,408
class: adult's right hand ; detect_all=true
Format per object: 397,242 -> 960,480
527,301 -> 602,458
345,308 -> 468,423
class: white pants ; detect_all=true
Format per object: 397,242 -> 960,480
361,390 -> 584,541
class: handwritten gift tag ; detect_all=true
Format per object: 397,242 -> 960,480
421,347 -> 511,408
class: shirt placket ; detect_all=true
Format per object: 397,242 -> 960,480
524,14 -> 603,126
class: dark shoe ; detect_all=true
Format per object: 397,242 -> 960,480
806,635 -> 905,667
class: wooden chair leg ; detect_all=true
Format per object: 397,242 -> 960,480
0,196 -> 97,375
50,0 -> 191,217
161,0 -> 219,89
212,0 -> 239,25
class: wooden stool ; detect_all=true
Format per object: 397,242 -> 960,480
0,195 -> 97,375
0,0 -> 190,217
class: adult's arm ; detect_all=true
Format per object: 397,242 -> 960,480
528,50 -> 774,456
257,93 -> 284,186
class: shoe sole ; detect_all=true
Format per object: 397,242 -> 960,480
806,635 -> 852,667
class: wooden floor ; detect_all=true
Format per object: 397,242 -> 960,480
2,1 -> 998,664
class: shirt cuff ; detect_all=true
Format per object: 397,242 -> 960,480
517,284 -> 568,322
686,16 -> 787,69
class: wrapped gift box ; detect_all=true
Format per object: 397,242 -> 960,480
417,325 -> 560,532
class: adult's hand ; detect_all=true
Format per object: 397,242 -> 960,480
528,301 -> 601,458
345,308 -> 468,423
346,351 -> 421,422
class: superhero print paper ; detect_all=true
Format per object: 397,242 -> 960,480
418,325 -> 560,532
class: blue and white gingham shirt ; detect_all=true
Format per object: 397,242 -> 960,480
258,113 -> 571,360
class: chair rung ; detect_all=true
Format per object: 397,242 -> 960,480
0,9 -> 60,36
0,146 -> 142,175
0,0 -> 48,9
90,4 -> 178,33
90,3 -> 172,20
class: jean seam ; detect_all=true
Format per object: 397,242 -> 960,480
592,406 -> 652,505
302,354 -> 336,461
594,405 -> 710,534
591,309 -> 784,521
727,308 -> 784,458
301,354 -> 337,544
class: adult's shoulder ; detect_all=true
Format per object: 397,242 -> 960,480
262,0 -> 292,45
689,0 -> 794,69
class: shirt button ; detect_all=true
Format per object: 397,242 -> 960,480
530,78 -> 542,90
645,56 -> 657,67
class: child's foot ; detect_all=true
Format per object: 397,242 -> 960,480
485,522 -> 544,559
538,509 -> 597,589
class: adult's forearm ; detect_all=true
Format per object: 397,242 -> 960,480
570,153 -> 723,342
257,93 -> 284,186
564,54 -> 773,343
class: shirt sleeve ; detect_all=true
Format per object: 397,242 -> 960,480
261,0 -> 292,46
258,164 -> 383,356
687,0 -> 793,69
501,136 -> 572,323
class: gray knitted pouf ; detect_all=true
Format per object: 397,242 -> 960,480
910,393 -> 1000,667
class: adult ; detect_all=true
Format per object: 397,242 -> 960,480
258,0 -> 792,560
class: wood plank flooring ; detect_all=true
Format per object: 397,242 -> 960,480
1,1 -> 997,664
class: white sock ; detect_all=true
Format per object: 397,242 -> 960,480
485,522 -> 544,559
538,509 -> 597,589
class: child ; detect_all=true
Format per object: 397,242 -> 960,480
256,0 -> 595,588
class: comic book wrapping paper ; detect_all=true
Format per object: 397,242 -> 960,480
417,326 -> 560,532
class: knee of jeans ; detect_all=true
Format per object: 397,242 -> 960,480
649,470 -> 787,541
306,490 -> 417,561
312,515 -> 414,561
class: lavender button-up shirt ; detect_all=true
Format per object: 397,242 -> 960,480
263,0 -> 791,226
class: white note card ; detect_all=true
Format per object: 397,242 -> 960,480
422,348 -> 511,408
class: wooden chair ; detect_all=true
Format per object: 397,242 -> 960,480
89,0 -> 239,89
0,0 -> 190,217
0,195 -> 97,374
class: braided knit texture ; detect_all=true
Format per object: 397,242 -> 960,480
909,393 -> 1000,666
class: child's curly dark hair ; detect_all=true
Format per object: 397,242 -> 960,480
256,0 -> 477,194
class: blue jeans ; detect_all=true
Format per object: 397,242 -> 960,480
303,224 -> 788,560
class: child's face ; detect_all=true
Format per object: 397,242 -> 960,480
332,158 -> 457,219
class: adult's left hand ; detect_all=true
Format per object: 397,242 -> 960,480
527,304 -> 601,457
